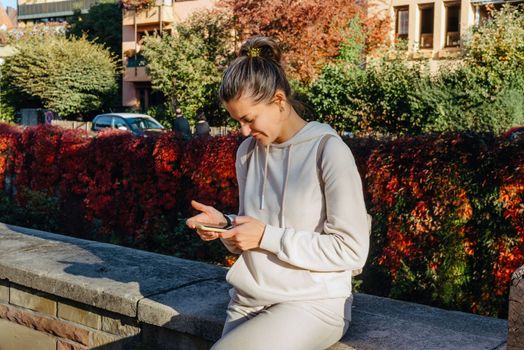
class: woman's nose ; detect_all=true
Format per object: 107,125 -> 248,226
240,124 -> 251,137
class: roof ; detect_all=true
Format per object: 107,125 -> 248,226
0,4 -> 15,30
95,113 -> 154,119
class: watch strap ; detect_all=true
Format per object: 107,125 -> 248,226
222,213 -> 236,229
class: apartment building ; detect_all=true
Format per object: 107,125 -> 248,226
6,6 -> 16,26
373,0 -> 523,63
122,0 -> 214,110
0,4 -> 15,29
17,0 -> 97,25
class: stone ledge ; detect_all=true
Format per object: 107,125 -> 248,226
0,223 -> 226,317
0,223 -> 509,349
508,265 -> 524,350
336,293 -> 507,350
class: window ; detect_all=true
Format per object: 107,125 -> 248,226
419,4 -> 434,49
93,116 -> 111,130
127,117 -> 163,132
395,7 -> 409,41
476,3 -> 503,25
112,117 -> 129,130
445,3 -> 460,47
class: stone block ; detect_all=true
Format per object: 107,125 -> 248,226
334,293 -> 507,350
0,318 -> 56,350
58,302 -> 101,330
102,314 -> 140,337
10,285 -> 57,316
508,265 -> 524,350
0,279 -> 8,303
137,278 -> 228,342
90,330 -> 123,349
0,303 -> 90,346
57,339 -> 89,350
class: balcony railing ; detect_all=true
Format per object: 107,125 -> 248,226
420,33 -> 433,49
18,0 -> 98,19
126,55 -> 148,68
122,4 -> 175,26
445,32 -> 460,47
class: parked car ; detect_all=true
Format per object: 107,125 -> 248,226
503,126 -> 524,141
91,113 -> 165,137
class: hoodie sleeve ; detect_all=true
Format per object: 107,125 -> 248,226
220,138 -> 252,255
259,137 -> 370,272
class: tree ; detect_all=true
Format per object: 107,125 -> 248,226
426,4 -> 524,133
218,0 -> 389,83
2,34 -> 118,118
67,0 -> 123,57
140,10 -> 234,126
462,4 -> 524,82
67,1 -> 123,110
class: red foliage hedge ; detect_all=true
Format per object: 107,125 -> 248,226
0,124 -> 522,317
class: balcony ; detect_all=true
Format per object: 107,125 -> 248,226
124,66 -> 151,82
17,0 -> 97,20
420,33 -> 433,49
445,32 -> 460,48
124,55 -> 150,82
123,5 -> 175,26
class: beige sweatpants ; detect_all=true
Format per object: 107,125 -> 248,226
211,296 -> 352,350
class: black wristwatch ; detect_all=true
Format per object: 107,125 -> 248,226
222,213 -> 235,229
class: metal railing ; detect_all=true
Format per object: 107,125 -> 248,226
18,0 -> 98,18
445,32 -> 460,47
126,55 -> 148,68
420,33 -> 433,49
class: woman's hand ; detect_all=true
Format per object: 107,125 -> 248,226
186,200 -> 227,241
218,216 -> 266,251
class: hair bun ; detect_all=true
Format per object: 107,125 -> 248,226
239,36 -> 282,65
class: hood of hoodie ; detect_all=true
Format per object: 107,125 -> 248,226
267,121 -> 339,148
255,121 -> 339,227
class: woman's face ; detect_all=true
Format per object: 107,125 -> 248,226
224,93 -> 286,145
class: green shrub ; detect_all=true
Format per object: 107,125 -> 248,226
308,5 -> 524,135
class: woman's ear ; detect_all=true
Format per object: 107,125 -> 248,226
273,90 -> 287,112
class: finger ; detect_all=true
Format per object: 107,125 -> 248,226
191,200 -> 208,212
186,213 -> 206,228
218,228 -> 236,239
196,230 -> 218,240
232,216 -> 251,225
186,218 -> 197,228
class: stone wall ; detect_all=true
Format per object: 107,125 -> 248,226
508,265 -> 524,350
0,223 -> 511,350
0,279 -> 214,350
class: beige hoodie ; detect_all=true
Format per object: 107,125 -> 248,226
223,122 -> 369,307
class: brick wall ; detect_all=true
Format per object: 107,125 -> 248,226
0,278 -> 214,350
0,279 -> 141,350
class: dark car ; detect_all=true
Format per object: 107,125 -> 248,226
503,126 -> 524,141
91,113 -> 165,136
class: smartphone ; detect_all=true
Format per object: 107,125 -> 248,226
194,222 -> 232,233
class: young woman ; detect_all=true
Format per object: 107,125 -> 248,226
186,36 -> 370,350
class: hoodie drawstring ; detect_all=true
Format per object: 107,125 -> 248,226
258,143 -> 293,228
280,145 -> 292,228
260,144 -> 269,210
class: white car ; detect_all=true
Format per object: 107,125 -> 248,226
92,113 -> 165,136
